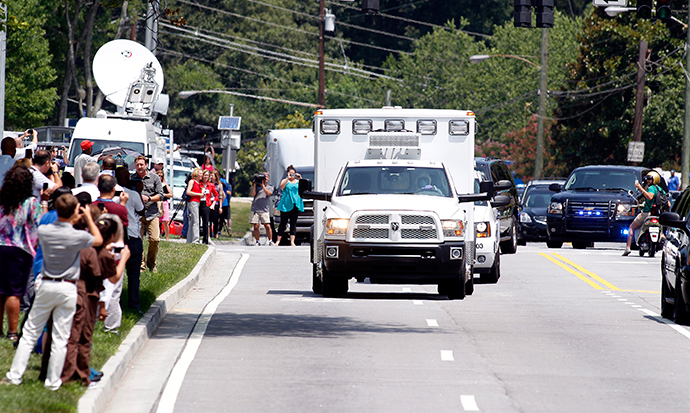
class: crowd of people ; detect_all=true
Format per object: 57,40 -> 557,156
0,135 -> 173,391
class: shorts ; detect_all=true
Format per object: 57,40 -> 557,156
250,211 -> 270,224
632,212 -> 649,227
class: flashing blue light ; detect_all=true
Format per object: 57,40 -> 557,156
622,229 -> 629,235
595,211 -> 601,216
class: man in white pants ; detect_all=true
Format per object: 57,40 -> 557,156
2,194 -> 102,390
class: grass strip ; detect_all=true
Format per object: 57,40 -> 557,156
0,241 -> 207,413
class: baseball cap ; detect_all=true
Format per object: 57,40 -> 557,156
81,140 -> 94,150
154,157 -> 165,164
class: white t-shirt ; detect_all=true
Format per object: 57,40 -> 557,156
13,142 -> 38,160
30,165 -> 55,199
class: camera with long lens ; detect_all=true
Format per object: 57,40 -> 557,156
254,173 -> 266,185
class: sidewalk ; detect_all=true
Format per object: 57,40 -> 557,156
78,246 -> 228,413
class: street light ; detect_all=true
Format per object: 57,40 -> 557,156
470,43 -> 549,180
469,54 -> 540,69
177,89 -> 321,108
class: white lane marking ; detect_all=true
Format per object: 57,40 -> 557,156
631,305 -> 642,308
440,350 -> 454,361
460,395 -> 480,411
617,298 -> 628,301
593,260 -> 655,264
426,319 -> 439,327
637,308 -> 690,340
156,253 -> 250,413
413,300 -> 423,305
402,287 -> 413,293
610,295 -> 621,298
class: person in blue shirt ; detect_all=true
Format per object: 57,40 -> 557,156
275,166 -> 304,246
219,175 -> 232,237
668,170 -> 680,192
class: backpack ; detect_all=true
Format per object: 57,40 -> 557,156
652,185 -> 669,215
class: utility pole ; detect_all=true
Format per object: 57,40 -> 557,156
534,28 -> 549,179
318,0 -> 326,108
145,0 -> 159,54
631,40 -> 648,167
680,0 -> 690,189
0,2 -> 7,134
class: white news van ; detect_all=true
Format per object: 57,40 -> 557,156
65,117 -> 167,174
266,128 -> 315,242
300,108 -> 509,299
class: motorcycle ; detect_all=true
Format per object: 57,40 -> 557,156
635,213 -> 663,257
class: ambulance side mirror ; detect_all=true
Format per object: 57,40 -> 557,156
299,179 -> 332,202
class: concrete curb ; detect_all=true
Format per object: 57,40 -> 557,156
78,246 -> 217,413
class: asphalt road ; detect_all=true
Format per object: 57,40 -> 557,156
104,242 -> 690,413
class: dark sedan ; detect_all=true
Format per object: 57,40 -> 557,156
518,185 -> 553,244
660,187 -> 690,324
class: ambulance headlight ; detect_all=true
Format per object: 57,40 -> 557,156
449,120 -> 470,135
352,119 -> 372,135
442,220 -> 464,237
326,218 -> 349,236
416,120 -> 437,135
320,119 -> 340,135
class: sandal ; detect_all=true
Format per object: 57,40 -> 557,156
6,332 -> 18,342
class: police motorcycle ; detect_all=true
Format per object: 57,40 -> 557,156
634,171 -> 669,257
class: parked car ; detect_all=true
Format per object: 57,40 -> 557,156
473,170 -> 501,283
518,184 -> 555,244
520,177 -> 568,203
659,187 -> 690,323
546,165 -> 652,249
474,157 -> 520,254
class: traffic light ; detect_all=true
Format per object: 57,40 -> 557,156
637,0 -> 653,19
514,0 -> 533,28
535,0 -> 554,28
657,0 -> 672,20
362,0 -> 379,14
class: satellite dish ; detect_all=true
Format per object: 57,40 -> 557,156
93,39 -> 164,108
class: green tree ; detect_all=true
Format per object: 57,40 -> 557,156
551,8 -> 684,172
5,0 -> 57,129
275,111 -> 311,129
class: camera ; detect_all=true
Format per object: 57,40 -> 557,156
254,173 -> 266,185
113,246 -> 124,253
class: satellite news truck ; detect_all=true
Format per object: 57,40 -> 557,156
300,108 -> 507,299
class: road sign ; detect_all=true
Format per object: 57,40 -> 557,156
627,141 -> 644,163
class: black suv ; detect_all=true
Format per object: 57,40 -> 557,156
546,165 -> 650,249
474,157 -> 520,254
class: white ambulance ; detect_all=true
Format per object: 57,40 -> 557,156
300,107 -> 509,299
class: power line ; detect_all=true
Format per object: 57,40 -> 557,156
160,25 -> 401,80
158,48 -> 380,104
326,0 -> 492,38
176,0 -> 413,56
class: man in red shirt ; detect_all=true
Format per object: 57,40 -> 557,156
95,175 -> 129,229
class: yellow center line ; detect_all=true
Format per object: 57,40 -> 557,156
538,253 -> 604,290
538,252 -> 660,294
550,253 -> 621,290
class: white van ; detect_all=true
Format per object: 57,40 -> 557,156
300,108 -> 509,299
65,117 -> 166,174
